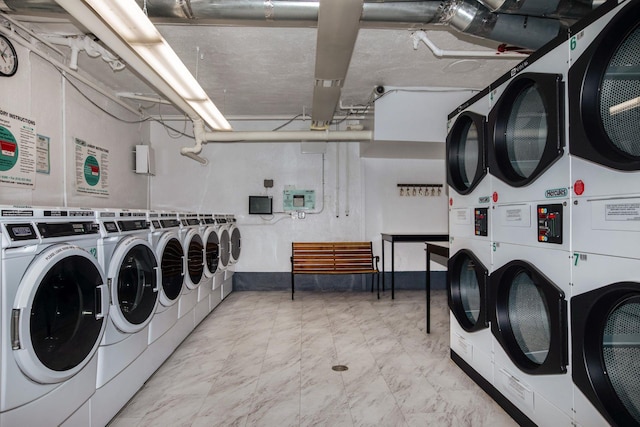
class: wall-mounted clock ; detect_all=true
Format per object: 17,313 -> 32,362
0,34 -> 18,77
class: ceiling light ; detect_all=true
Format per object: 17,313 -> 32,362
55,0 -> 231,131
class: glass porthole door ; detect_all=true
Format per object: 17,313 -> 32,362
448,249 -> 488,332
447,112 -> 487,195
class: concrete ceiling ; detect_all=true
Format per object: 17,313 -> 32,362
6,13 -> 521,120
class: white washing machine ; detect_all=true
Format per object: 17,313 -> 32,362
490,242 -> 572,426
448,87 -> 493,242
141,210 -> 184,378
176,212 -> 204,338
571,252 -> 640,427
91,208 -> 159,426
487,32 -> 573,253
224,214 -> 240,300
448,237 -> 494,386
0,206 -> 108,427
568,0 -> 640,260
199,213 -> 222,313
214,213 -> 231,300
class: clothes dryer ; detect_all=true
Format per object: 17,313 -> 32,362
490,242 -> 572,426
214,213 -> 231,300
0,206 -> 108,427
568,0 -> 640,259
90,209 -> 158,426
143,210 -> 184,374
176,212 -> 204,338
199,213 -> 221,312
448,237 -> 493,385
223,214 -> 240,300
487,33 -> 572,253
571,252 -> 640,427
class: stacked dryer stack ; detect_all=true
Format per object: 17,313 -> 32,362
143,210 -> 184,378
567,0 -> 640,425
446,87 -> 495,386
214,213 -> 231,301
224,214 -> 241,300
485,30 -> 574,427
176,212 -> 204,338
0,206 -> 108,427
199,213 -> 222,313
91,208 -> 159,426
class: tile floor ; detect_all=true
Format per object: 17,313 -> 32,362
109,290 -> 516,427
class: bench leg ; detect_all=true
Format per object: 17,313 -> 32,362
376,272 -> 380,299
291,273 -> 295,300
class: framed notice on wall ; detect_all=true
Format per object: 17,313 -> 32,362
75,137 -> 109,197
0,108 -> 36,189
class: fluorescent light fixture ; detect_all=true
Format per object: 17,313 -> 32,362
55,0 -> 231,131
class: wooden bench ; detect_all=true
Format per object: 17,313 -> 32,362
290,242 -> 380,300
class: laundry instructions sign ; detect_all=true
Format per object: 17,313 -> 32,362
75,137 -> 109,197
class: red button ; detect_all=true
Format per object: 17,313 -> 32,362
492,192 -> 499,203
449,197 -> 453,206
574,180 -> 585,196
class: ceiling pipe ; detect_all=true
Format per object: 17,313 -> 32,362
181,118 -> 372,162
411,30 -> 527,58
43,34 -> 125,71
477,0 -> 598,21
439,0 -> 563,50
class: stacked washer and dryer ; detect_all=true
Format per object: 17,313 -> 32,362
448,0 -> 640,425
0,206 -> 108,427
447,87 -> 495,386
567,0 -> 640,425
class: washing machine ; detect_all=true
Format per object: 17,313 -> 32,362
487,32 -> 572,253
193,213 -> 214,325
490,242 -> 572,426
176,212 -> 204,337
140,210 -> 184,378
223,214 -> 240,300
568,0 -> 640,260
214,213 -> 231,300
199,212 -> 221,313
0,206 -> 108,427
90,208 -> 159,426
571,252 -> 640,427
448,237 -> 494,385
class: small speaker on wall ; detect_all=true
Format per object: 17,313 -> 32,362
135,145 -> 155,175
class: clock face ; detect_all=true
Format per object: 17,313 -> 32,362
0,35 -> 18,77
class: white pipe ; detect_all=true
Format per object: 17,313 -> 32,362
0,25 -> 142,117
44,34 -> 125,71
0,13 -> 66,57
336,142 -> 340,218
411,30 -> 528,59
345,142 -> 350,217
203,129 -> 373,142
180,118 -> 209,164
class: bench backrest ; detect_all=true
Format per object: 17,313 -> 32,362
291,242 -> 376,273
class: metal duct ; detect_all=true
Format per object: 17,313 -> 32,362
477,0 -> 596,21
439,0 -> 562,50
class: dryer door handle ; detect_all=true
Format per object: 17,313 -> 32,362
153,266 -> 160,292
95,284 -> 109,320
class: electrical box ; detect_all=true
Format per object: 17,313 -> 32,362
135,145 -> 155,175
283,189 -> 315,211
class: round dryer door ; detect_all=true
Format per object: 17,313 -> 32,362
219,228 -> 230,269
108,237 -> 158,332
489,73 -> 564,187
230,226 -> 241,263
572,283 -> 640,426
490,260 -> 568,375
447,112 -> 487,195
12,244 -> 108,383
158,234 -> 183,306
203,228 -> 219,277
184,231 -> 204,289
448,249 -> 488,332
569,1 -> 640,170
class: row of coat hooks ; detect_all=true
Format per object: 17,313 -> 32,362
397,183 -> 443,197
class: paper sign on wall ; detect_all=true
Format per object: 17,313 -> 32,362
75,137 -> 109,197
0,108 -> 36,189
36,134 -> 50,174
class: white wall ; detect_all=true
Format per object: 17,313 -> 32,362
0,41 -> 149,208
363,158 -> 448,272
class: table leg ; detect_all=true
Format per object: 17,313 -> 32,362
426,248 -> 431,334
391,241 -> 395,299
381,240 -> 385,292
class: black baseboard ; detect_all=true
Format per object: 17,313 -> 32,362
233,271 -> 447,292
450,350 -> 536,427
